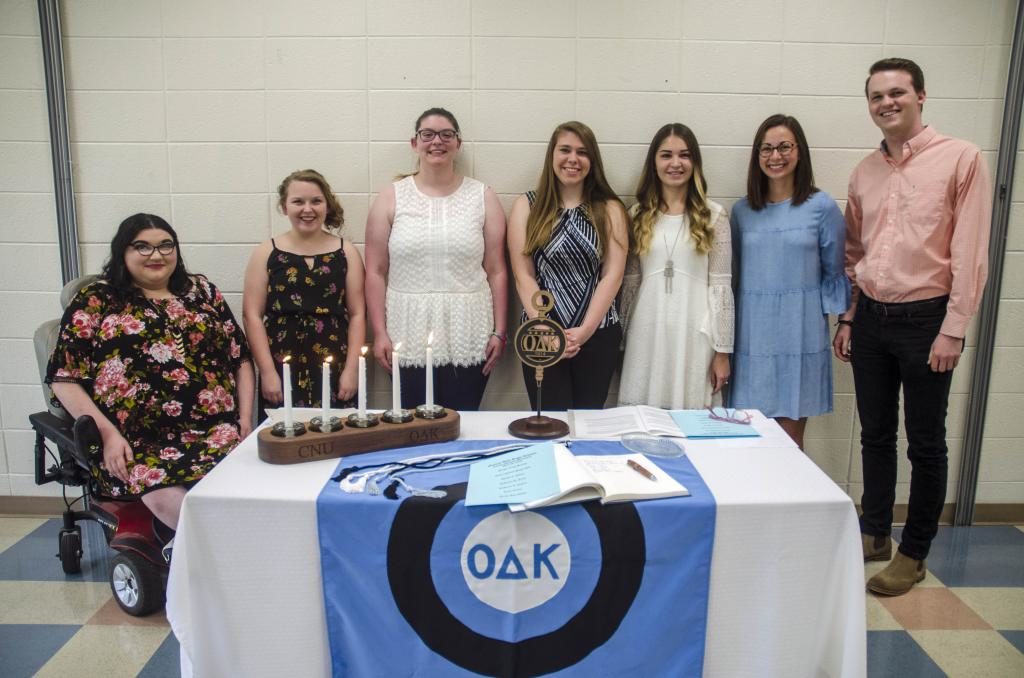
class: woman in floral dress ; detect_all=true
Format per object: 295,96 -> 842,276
244,169 -> 366,412
47,213 -> 254,537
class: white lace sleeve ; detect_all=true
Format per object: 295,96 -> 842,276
707,206 -> 735,353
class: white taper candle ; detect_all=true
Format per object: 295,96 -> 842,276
282,356 -> 293,428
357,346 -> 368,418
425,331 -> 434,409
391,341 -> 402,413
321,356 -> 332,424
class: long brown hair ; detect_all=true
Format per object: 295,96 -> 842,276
523,121 -> 623,257
631,123 -> 713,256
745,114 -> 818,211
277,169 -> 345,231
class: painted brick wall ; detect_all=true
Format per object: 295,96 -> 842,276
0,0 -> 1019,505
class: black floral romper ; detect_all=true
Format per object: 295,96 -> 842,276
263,239 -> 353,410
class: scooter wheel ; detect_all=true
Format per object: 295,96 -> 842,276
58,527 -> 82,575
110,551 -> 165,616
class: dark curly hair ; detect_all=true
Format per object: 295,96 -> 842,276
101,213 -> 193,298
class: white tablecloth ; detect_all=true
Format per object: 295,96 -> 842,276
166,411 -> 866,677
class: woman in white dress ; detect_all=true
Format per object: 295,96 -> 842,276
364,107 -> 508,410
618,123 -> 734,409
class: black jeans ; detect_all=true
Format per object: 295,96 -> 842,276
522,323 -> 622,411
852,294 -> 953,561
399,362 -> 489,411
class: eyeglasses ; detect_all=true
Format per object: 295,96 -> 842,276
130,241 -> 176,256
758,142 -> 797,158
707,406 -> 753,425
416,128 -> 459,142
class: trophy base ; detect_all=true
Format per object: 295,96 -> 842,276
508,414 -> 569,440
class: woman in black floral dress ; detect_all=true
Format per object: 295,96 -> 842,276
243,169 -> 366,413
46,213 -> 255,534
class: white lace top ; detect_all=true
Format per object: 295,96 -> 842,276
386,176 -> 493,367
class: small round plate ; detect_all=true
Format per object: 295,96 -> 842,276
620,434 -> 684,458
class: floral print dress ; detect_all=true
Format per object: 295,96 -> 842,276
45,276 -> 251,498
264,239 -> 352,409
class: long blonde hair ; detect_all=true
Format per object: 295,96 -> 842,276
523,121 -> 623,257
631,124 -> 713,256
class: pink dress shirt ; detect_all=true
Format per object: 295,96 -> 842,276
845,126 -> 992,338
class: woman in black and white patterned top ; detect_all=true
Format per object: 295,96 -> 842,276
507,121 -> 628,410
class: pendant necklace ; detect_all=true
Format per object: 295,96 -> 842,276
661,214 -> 686,294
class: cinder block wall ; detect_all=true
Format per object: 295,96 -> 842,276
0,0 -> 1020,508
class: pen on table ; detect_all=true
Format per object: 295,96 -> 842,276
627,459 -> 657,482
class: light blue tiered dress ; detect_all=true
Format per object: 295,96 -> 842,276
729,190 -> 850,419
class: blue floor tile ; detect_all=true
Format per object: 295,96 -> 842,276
867,631 -> 945,678
0,518 -> 112,582
919,526 -> 1024,587
138,631 -> 181,678
0,624 -> 80,678
1000,630 -> 1024,654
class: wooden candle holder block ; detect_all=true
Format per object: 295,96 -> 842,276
258,410 -> 461,465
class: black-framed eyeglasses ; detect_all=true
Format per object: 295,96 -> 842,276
758,142 -> 797,158
416,128 -> 459,142
707,406 -> 753,425
130,241 -> 176,256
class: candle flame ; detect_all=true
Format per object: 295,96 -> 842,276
283,355 -> 291,363
325,355 -> 333,364
427,331 -> 434,346
393,341 -> 402,352
361,345 -> 368,357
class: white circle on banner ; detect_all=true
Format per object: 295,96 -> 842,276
460,510 -> 571,613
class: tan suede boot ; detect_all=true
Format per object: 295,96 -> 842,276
867,551 -> 926,596
862,533 -> 892,562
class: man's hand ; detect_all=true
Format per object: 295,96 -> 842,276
928,333 -> 962,372
833,324 -> 852,363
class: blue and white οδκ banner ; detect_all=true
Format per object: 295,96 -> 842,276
316,440 -> 716,677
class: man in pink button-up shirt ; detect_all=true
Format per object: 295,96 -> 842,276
833,58 -> 992,596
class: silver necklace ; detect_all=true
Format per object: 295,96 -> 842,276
661,214 -> 686,294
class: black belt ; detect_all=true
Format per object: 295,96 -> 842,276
858,294 -> 948,317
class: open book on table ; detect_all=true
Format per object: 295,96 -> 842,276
570,405 -> 685,439
507,445 -> 688,512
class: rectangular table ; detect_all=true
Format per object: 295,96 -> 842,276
166,411 -> 866,677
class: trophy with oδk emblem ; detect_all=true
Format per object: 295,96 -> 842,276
508,290 -> 570,439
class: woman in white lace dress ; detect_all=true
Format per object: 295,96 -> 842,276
618,123 -> 734,409
365,108 -> 508,410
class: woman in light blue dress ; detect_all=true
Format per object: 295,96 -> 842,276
730,114 -> 850,448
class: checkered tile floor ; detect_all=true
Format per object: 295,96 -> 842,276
2,516 -> 1023,677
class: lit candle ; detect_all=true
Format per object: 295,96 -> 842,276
391,341 -> 403,413
321,356 -> 333,425
282,355 -> 293,428
358,346 -> 368,419
425,331 -> 434,410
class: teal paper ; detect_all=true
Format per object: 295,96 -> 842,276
670,410 -> 761,439
464,442 -> 562,506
